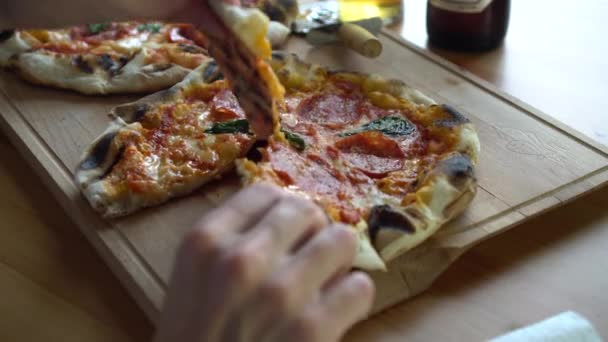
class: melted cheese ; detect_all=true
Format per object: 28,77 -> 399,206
102,82 -> 254,203
210,2 -> 285,140
15,22 -> 209,71
209,3 -> 271,59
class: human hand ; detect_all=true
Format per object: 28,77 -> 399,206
153,183 -> 375,342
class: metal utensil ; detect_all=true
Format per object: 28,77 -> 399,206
292,3 -> 383,58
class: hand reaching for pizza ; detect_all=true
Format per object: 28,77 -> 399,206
153,183 -> 375,342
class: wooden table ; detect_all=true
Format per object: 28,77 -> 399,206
1,1 -> 606,341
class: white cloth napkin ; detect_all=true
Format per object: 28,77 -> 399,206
490,311 -> 603,342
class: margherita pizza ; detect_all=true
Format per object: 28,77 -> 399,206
0,21 -> 211,94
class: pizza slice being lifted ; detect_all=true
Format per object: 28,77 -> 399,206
196,0 -> 285,139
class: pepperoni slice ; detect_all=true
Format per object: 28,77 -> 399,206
335,131 -> 406,177
336,131 -> 405,158
342,154 -> 404,178
266,142 -> 363,224
268,143 -> 342,194
210,89 -> 245,121
296,93 -> 363,127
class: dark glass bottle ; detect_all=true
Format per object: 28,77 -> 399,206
426,0 -> 511,51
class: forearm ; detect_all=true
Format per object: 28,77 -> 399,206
1,0 -> 188,29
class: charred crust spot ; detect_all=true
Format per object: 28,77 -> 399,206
149,63 -> 173,72
202,60 -> 223,83
114,103 -> 149,122
368,205 -> 416,243
262,2 -> 286,23
132,103 -> 149,121
245,141 -> 267,162
434,104 -> 470,128
110,56 -> 131,76
178,43 -> 204,54
98,54 -> 131,76
438,154 -> 474,186
0,29 -> 15,43
97,54 -> 115,71
73,56 -> 94,74
443,104 -> 469,123
79,132 -> 117,170
271,51 -> 286,61
100,146 -> 125,179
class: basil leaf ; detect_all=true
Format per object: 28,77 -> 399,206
205,119 -> 250,134
138,23 -> 162,33
87,23 -> 108,34
339,116 -> 414,137
282,128 -> 306,151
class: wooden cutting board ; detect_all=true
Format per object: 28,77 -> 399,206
1,32 -> 607,322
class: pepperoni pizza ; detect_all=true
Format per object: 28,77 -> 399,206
238,52 -> 480,269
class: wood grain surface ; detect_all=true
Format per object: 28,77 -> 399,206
0,1 -> 607,341
2,31 -> 606,325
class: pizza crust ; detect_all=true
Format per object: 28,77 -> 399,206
352,222 -> 388,271
370,153 -> 477,261
0,30 -> 29,67
11,49 -> 192,95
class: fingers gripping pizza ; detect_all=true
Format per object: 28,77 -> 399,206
0,22 -> 211,94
